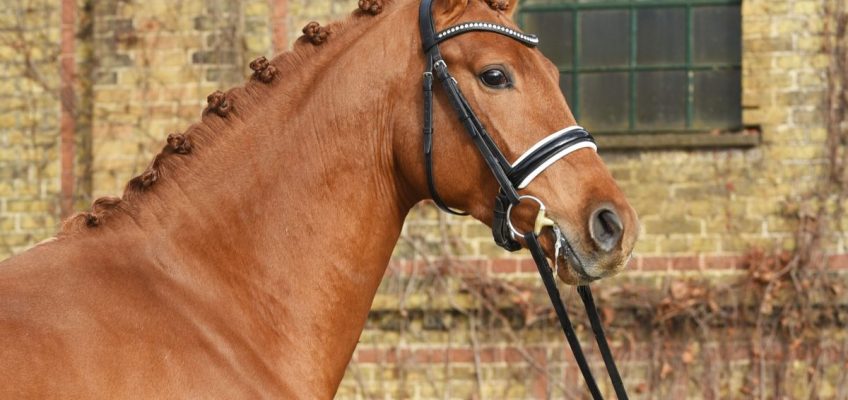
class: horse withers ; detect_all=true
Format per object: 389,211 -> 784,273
0,0 -> 638,397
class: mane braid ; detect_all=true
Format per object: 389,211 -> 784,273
59,0 -> 399,236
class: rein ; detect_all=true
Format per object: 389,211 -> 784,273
418,1 -> 628,398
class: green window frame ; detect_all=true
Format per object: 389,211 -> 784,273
518,0 -> 743,136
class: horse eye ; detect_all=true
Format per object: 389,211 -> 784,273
479,68 -> 511,89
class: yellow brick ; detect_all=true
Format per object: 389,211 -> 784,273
0,234 -> 34,247
42,162 -> 60,182
0,217 -> 15,231
743,1 -> 789,16
805,17 -> 824,34
741,19 -> 770,39
810,54 -> 831,68
796,73 -> 824,89
244,1 -> 268,17
245,36 -> 269,54
808,127 -> 828,142
7,200 -> 53,213
689,236 -> 721,253
148,67 -> 205,86
0,113 -> 16,129
148,50 -> 190,67
797,36 -> 823,51
659,236 -> 690,253
767,144 -> 824,161
19,214 -> 57,231
633,237 -> 659,254
764,1 -> 791,14
776,19 -> 804,35
775,55 -> 803,69
94,88 -> 132,103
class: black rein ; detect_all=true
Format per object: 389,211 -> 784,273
417,1 -> 629,399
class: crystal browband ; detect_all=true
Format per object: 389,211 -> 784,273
432,21 -> 540,48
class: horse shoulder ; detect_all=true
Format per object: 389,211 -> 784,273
0,236 -> 292,398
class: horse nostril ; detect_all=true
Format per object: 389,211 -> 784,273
590,208 -> 623,252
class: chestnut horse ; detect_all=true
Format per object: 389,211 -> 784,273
0,0 -> 638,397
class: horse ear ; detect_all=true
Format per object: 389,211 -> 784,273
484,0 -> 519,18
434,0 -> 469,26
504,0 -> 520,18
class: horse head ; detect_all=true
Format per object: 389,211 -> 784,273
395,0 -> 639,284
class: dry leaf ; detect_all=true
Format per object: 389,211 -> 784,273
660,362 -> 673,379
671,281 -> 689,300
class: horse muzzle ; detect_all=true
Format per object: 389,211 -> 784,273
554,204 -> 635,285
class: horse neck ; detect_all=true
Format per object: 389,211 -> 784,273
96,4 -> 420,393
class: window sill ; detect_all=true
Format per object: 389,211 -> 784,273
596,129 -> 760,151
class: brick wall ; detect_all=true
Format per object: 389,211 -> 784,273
0,1 -> 62,255
89,0 -> 272,198
0,0 -> 845,398
614,0 -> 832,259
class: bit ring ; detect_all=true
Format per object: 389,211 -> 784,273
505,195 -> 551,239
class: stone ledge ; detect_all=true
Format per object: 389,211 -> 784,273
597,130 -> 761,151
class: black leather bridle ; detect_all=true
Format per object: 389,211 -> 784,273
419,1 -> 628,398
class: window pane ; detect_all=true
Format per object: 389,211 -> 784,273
523,11 -> 574,67
578,72 -> 629,131
524,0 -> 577,5
637,8 -> 686,66
693,6 -> 741,64
636,71 -> 687,130
559,73 -> 574,103
580,10 -> 631,68
693,70 -> 741,129
519,3 -> 742,134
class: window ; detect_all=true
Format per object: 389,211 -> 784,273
519,0 -> 742,134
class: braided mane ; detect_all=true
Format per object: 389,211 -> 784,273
60,0 -> 400,234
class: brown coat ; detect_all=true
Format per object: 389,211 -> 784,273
0,0 -> 637,397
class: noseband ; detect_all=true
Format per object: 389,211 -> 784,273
418,1 -> 628,399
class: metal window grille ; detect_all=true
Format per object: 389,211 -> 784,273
518,0 -> 742,134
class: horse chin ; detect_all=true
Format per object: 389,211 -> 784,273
554,260 -> 584,285
552,234 -> 630,285
554,252 -> 593,285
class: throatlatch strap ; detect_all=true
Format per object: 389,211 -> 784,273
578,285 -> 629,400
524,233 -> 604,400
423,57 -> 468,216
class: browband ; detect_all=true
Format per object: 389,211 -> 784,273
418,0 -> 537,51
432,21 -> 539,49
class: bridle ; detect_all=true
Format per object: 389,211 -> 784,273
418,1 -> 629,398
